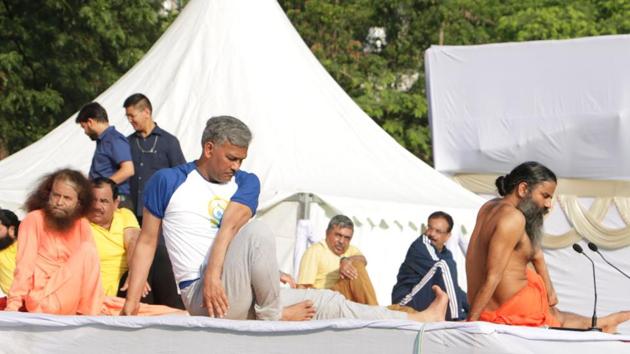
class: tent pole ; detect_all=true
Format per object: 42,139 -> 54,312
297,192 -> 312,220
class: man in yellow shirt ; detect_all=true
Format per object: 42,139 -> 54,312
0,209 -> 19,295
88,178 -> 149,297
297,215 -> 378,305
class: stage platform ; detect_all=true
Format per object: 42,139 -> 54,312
1,313 -> 629,353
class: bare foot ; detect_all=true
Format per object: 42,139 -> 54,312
407,285 -> 448,323
599,311 -> 630,333
281,300 -> 316,321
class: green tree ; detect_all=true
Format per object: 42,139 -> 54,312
280,0 -> 630,164
0,0 -> 178,158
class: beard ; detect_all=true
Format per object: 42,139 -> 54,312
44,203 -> 81,232
0,236 -> 15,251
516,195 -> 548,246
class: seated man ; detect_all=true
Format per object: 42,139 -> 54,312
392,211 -> 469,320
5,169 -> 180,316
0,209 -> 20,295
467,161 -> 630,332
297,215 -> 377,305
122,115 -> 448,323
6,169 -> 104,314
88,178 -> 149,298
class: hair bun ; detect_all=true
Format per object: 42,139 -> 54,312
495,175 -> 507,196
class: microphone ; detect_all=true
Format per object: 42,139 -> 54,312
587,242 -> 630,280
572,243 -> 600,330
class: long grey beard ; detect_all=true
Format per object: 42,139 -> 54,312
517,197 -> 546,246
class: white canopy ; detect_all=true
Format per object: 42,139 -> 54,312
0,0 -> 483,303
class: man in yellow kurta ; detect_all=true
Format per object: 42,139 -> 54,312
88,177 -> 145,297
0,209 -> 20,295
297,215 -> 378,305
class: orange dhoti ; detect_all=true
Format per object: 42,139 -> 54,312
331,262 -> 378,306
479,268 -> 560,327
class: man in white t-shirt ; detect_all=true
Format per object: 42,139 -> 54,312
122,116 -> 447,322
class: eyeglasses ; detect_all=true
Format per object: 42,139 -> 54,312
426,226 -> 449,235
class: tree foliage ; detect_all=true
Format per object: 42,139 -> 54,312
279,0 -> 630,164
0,0 -> 178,158
1,1 -> 629,163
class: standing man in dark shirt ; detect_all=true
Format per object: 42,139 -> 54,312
124,93 -> 186,309
392,211 -> 469,320
76,102 -> 134,210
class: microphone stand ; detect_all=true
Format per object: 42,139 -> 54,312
588,242 -> 630,280
571,244 -> 602,331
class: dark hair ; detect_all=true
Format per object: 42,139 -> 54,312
326,214 -> 354,232
495,161 -> 557,196
123,93 -> 153,113
428,211 -> 454,232
0,209 -> 20,231
25,168 -> 94,217
91,177 -> 119,200
76,102 -> 108,123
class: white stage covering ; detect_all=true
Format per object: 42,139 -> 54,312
1,312 -> 630,354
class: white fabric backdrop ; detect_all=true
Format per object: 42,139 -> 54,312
425,35 -> 630,179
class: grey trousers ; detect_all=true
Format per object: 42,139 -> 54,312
181,220 -> 406,321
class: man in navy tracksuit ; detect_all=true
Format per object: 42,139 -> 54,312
392,211 -> 469,321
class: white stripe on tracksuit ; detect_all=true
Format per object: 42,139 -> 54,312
398,236 -> 459,318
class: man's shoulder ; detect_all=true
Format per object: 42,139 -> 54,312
304,241 -> 327,256
104,126 -> 127,140
234,170 -> 260,186
155,126 -> 180,141
346,244 -> 362,256
306,241 -> 327,251
150,162 -> 196,184
406,235 -> 434,259
143,162 -> 196,218
441,246 -> 455,260
480,199 -> 525,228
113,208 -> 139,228
22,209 -> 44,223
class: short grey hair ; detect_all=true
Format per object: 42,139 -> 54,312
326,214 -> 354,232
201,116 -> 252,148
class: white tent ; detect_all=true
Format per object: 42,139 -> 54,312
0,0 -> 483,304
425,35 -> 630,319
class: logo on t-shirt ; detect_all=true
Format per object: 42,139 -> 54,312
208,197 -> 229,227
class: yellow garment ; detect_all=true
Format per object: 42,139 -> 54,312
0,241 -> 17,294
90,208 -> 139,296
298,240 -> 362,289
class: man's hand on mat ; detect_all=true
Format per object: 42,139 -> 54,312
120,279 -> 152,298
121,301 -> 140,316
339,258 -> 358,280
203,276 -> 229,318
279,272 -> 297,288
